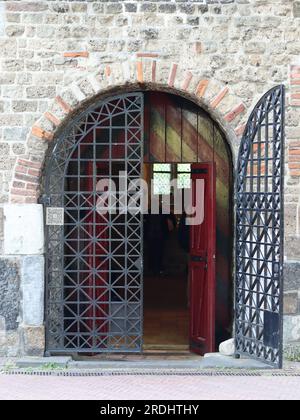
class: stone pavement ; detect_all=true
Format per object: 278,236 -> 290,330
0,373 -> 300,400
1,356 -> 300,400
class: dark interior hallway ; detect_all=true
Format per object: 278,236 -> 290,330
143,226 -> 189,350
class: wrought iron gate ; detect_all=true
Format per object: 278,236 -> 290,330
235,86 -> 285,368
45,93 -> 144,354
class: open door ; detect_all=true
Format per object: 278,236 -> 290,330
190,162 -> 216,355
235,86 -> 285,368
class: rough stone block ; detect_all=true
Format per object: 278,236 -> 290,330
0,3 -> 5,36
219,338 -> 235,356
5,331 -> 21,357
22,326 -> 45,357
3,127 -> 28,142
3,204 -> 44,255
0,257 -> 21,331
0,207 -> 3,241
283,315 -> 300,343
21,256 -> 44,326
284,262 -> 300,291
0,315 -> 6,346
284,342 -> 300,361
294,2 -> 300,18
283,292 -> 299,315
285,236 -> 300,262
285,203 -> 298,236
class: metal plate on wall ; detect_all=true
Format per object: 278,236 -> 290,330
46,207 -> 64,226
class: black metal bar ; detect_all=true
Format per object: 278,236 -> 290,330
44,93 -> 144,354
235,85 -> 285,368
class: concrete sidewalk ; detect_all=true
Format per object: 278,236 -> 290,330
2,352 -> 286,370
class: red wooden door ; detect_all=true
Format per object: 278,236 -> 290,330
189,162 -> 216,355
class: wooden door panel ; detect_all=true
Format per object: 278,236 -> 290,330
189,162 -> 216,355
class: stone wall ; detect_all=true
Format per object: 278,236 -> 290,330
0,0 -> 299,356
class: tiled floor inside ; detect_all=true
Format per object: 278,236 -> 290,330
143,273 -> 189,349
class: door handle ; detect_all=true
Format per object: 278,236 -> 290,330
191,256 -> 207,263
191,255 -> 208,270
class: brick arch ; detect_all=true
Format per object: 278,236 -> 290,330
9,58 -> 248,204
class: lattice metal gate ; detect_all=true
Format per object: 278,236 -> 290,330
44,93 -> 144,354
235,86 -> 285,368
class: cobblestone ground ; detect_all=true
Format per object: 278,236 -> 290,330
0,373 -> 300,400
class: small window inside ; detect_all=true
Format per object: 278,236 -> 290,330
177,164 -> 191,189
153,164 -> 172,195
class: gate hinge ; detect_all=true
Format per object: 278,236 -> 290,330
38,194 -> 51,205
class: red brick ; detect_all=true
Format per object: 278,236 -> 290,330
13,181 -> 25,189
64,52 -> 89,58
28,168 -> 41,177
44,112 -> 61,127
32,125 -> 54,141
11,188 -> 37,197
225,103 -> 246,123
211,87 -> 229,109
168,63 -> 178,88
6,2 -> 48,12
235,124 -> 246,137
136,61 -> 143,83
105,65 -> 111,78
15,173 -> 39,183
26,183 -> 39,191
11,195 -> 26,204
291,93 -> 300,100
289,149 -> 300,156
181,71 -> 193,91
289,141 -> 300,148
17,159 -> 42,170
55,96 -> 73,114
15,165 -> 28,175
290,170 -> 300,177
196,80 -> 209,98
25,197 -> 38,204
252,143 -> 265,155
250,164 -> 266,176
136,52 -> 159,58
151,61 -> 157,83
289,163 -> 300,169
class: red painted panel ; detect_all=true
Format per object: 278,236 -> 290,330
190,162 -> 216,355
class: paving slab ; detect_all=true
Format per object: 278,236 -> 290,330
68,359 -> 204,370
13,353 -> 279,371
201,353 -> 271,370
16,357 -> 72,369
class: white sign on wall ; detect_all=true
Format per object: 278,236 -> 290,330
46,207 -> 64,226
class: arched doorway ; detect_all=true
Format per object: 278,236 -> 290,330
44,91 -> 233,356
